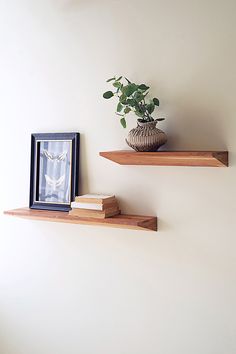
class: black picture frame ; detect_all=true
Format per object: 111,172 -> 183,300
29,132 -> 80,211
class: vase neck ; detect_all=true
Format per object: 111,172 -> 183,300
137,120 -> 157,128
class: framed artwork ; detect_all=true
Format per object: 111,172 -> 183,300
29,132 -> 80,211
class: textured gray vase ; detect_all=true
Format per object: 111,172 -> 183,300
126,120 -> 167,152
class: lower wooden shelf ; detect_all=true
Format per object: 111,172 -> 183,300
4,208 -> 157,232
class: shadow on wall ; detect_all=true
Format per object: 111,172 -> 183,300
78,134 -> 90,195
162,103 -> 227,151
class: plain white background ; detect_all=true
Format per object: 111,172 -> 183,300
0,0 -> 236,353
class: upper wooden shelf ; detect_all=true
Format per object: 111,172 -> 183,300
4,208 -> 157,232
100,151 -> 228,167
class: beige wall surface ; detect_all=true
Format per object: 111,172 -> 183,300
0,0 -> 236,353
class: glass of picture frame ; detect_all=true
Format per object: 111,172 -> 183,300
29,132 -> 80,211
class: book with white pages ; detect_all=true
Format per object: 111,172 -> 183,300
71,201 -> 118,211
75,194 -> 116,204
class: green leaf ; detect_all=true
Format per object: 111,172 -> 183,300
147,102 -> 155,114
134,91 -> 144,102
138,84 -> 149,91
122,83 -> 138,97
103,91 -> 114,99
156,118 -> 165,121
120,117 -> 127,128
113,81 -> 122,88
116,76 -> 122,81
125,77 -> 131,84
106,77 -> 116,82
117,102 -> 123,112
126,98 -> 135,106
124,107 -> 131,114
153,98 -> 160,106
134,110 -> 144,118
119,94 -> 127,104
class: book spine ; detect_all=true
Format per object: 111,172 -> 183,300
70,206 -> 119,215
71,202 -> 118,211
75,197 -> 116,204
71,202 -> 102,210
69,210 -> 120,219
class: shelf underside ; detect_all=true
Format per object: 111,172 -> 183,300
99,151 -> 228,167
4,208 -> 157,232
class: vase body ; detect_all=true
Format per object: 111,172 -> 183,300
126,120 -> 167,152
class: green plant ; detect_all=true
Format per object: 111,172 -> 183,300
103,76 -> 165,128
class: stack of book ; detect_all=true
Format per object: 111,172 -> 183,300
69,194 -> 120,218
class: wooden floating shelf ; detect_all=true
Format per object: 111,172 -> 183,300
4,208 -> 157,232
100,150 -> 228,167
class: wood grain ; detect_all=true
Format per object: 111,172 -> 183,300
4,208 -> 157,232
99,151 -> 228,167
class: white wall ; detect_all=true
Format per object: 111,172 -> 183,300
0,0 -> 236,353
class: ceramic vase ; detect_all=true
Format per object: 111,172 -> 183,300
125,120 -> 167,152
